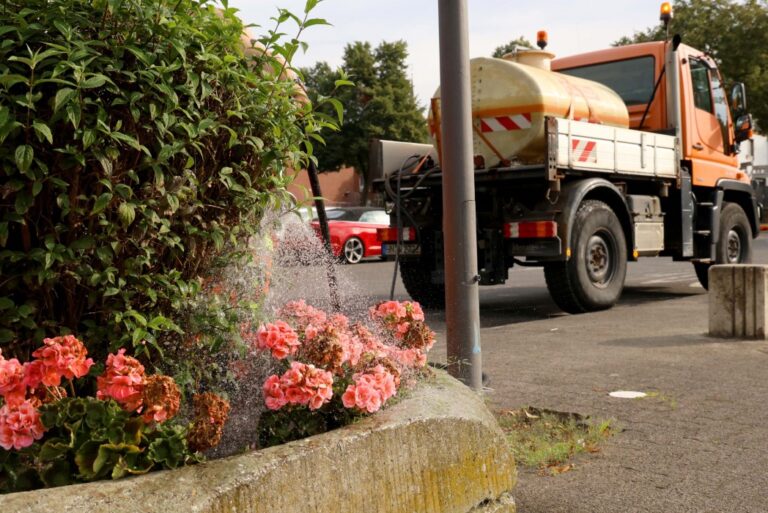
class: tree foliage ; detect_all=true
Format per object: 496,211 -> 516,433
301,40 -> 427,197
492,37 -> 534,58
614,0 -> 768,126
0,0 -> 330,360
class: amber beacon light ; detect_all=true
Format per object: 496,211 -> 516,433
536,30 -> 548,50
660,2 -> 673,23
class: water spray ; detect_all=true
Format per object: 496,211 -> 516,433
305,154 -> 342,312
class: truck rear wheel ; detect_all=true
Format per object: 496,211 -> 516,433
544,200 -> 627,313
399,259 -> 445,309
693,201 -> 753,289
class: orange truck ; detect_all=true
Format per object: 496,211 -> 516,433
372,4 -> 758,313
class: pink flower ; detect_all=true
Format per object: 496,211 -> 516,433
261,362 -> 334,411
255,321 -> 301,360
31,335 -> 94,387
342,365 -> 398,414
391,348 -> 427,368
0,352 -> 26,407
406,302 -> 425,321
279,300 -> 327,329
262,375 -> 287,410
370,301 -> 407,322
22,360 -> 46,390
0,400 -> 45,450
96,349 -> 146,412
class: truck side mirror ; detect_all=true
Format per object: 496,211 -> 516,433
730,82 -> 748,118
734,113 -> 753,144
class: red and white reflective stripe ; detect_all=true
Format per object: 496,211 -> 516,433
479,113 -> 532,133
571,138 -> 597,163
503,221 -> 557,239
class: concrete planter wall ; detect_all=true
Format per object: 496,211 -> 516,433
3,371 -> 516,513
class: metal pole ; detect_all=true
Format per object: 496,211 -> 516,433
437,0 -> 482,390
306,156 -> 342,312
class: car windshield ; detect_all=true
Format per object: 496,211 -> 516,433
358,210 -> 390,224
313,209 -> 389,223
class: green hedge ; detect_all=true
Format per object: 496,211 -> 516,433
0,0 -> 322,360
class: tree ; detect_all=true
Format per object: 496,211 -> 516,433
302,40 -> 427,203
492,37 -> 534,58
614,0 -> 768,127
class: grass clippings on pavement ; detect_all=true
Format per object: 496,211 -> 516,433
495,407 -> 616,476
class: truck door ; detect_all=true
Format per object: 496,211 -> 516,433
685,51 -> 740,187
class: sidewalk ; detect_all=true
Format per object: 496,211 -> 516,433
439,288 -> 768,513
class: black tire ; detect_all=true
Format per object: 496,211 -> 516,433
341,237 -> 365,264
544,200 -> 628,313
693,202 -> 753,289
400,259 -> 445,309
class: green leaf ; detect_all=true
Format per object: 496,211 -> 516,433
32,120 -> 53,144
110,131 -> 142,151
304,0 -> 320,13
14,145 -> 33,173
92,192 -> 112,214
81,74 -> 108,89
0,74 -> 29,88
82,129 -> 96,149
327,98 -> 344,124
53,88 -> 76,113
0,297 -> 14,310
118,202 -> 136,226
303,17 -> 331,28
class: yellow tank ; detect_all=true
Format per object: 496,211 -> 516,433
429,50 -> 630,167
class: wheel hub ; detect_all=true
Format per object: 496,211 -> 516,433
726,229 -> 742,263
586,234 -> 613,286
344,239 -> 363,264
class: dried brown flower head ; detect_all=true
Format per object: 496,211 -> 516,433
187,392 -> 231,453
141,375 -> 181,424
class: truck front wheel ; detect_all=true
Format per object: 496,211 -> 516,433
693,201 -> 753,289
399,259 -> 445,309
544,200 -> 628,313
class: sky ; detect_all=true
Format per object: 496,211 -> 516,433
227,1 -> 665,107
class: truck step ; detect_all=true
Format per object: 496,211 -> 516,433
697,202 -> 714,207
694,230 -> 711,236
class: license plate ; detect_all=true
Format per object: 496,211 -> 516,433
382,243 -> 421,256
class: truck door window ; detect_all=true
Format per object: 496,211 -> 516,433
558,56 -> 655,106
690,58 -> 713,113
710,70 -> 731,148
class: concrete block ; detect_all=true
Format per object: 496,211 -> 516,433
2,371 -> 516,513
709,265 -> 768,339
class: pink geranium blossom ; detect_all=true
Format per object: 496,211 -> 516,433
0,400 -> 45,450
262,362 -> 334,411
31,335 -> 94,387
279,300 -> 327,329
262,375 -> 287,410
96,349 -> 146,412
22,360 -> 46,391
342,365 -> 398,413
255,321 -> 301,360
0,351 -> 26,407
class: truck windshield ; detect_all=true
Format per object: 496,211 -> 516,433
558,56 -> 655,107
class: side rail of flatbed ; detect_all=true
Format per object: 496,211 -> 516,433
553,117 -> 677,179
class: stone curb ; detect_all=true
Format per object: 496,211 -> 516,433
2,371 -> 516,513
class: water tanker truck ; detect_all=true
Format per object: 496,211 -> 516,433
372,4 -> 758,313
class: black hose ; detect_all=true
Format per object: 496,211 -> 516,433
388,155 -> 419,300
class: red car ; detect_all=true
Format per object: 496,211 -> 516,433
311,207 -> 391,264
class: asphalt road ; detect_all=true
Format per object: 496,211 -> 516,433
271,234 -> 768,513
